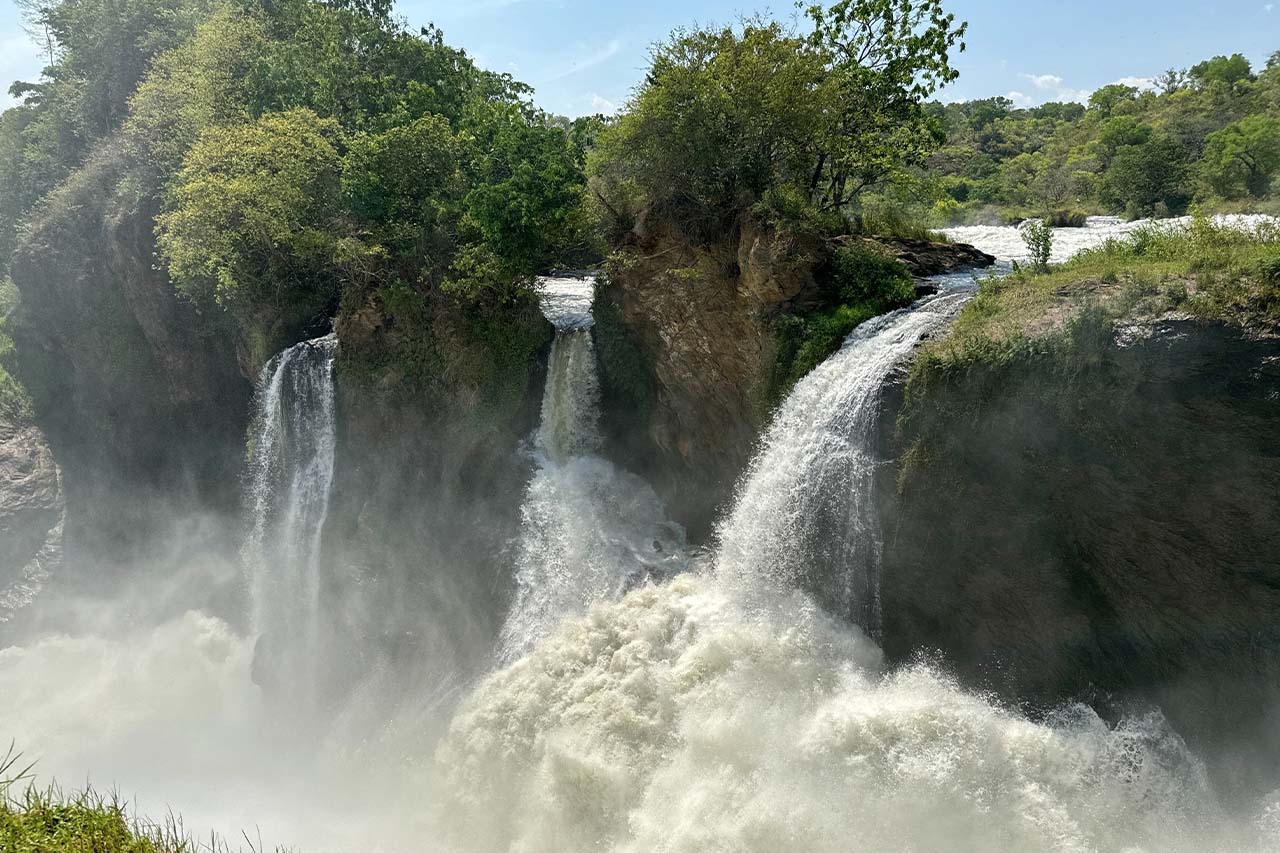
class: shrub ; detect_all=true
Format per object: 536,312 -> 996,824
1020,218 -> 1053,271
770,246 -> 916,400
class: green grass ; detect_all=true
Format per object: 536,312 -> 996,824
1,746 -> 287,853
913,216 -> 1280,382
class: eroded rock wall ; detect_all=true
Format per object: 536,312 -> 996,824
883,316 -> 1280,792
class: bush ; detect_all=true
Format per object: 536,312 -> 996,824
770,246 -> 916,400
1020,218 -> 1053,271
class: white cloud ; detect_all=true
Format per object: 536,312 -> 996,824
1112,75 -> 1156,91
589,94 -> 617,114
1266,3 -> 1275,11
1019,72 -> 1092,103
1005,90 -> 1033,108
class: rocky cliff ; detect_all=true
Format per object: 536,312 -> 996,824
8,145 -> 251,573
0,418 -> 63,624
883,299 -> 1280,794
595,216 -> 993,539
317,283 -> 552,688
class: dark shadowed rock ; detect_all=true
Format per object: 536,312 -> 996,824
884,315 -> 1280,795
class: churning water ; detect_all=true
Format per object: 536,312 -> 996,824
498,278 -> 687,663
3,237 -> 1280,850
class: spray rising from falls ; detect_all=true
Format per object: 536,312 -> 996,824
497,279 -> 688,663
243,333 -> 338,703
435,267 -> 1280,850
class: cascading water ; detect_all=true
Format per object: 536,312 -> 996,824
717,280 -> 976,634
497,278 -> 688,663
242,333 -> 339,705
434,245 -> 1280,850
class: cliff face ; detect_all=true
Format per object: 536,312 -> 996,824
8,147 -> 251,571
594,218 -> 826,536
319,284 -> 552,686
595,216 -> 994,539
0,418 -> 63,623
883,313 -> 1280,792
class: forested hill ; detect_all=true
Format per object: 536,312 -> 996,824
925,53 -> 1280,224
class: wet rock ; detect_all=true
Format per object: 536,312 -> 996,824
0,419 -> 63,621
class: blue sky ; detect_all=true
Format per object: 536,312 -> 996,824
2,0 -> 1277,113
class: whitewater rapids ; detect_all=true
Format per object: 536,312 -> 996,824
434,574 -> 1278,852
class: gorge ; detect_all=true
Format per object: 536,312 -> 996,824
1,0 -> 1279,850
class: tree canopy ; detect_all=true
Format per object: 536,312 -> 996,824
591,0 -> 966,239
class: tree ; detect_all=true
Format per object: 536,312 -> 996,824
805,0 -> 966,209
1200,115 -> 1280,199
1190,54 -> 1254,88
593,1 -> 967,237
1088,84 -> 1138,117
1155,68 -> 1189,95
1100,134 -> 1189,216
156,108 -> 346,325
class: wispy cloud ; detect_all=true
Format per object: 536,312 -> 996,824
1111,75 -> 1156,91
542,39 -> 623,83
1005,90 -> 1033,108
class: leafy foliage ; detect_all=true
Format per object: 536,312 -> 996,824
926,52 -> 1280,223
1020,218 -> 1052,271
592,1 -> 966,240
771,246 -> 916,399
155,107 -> 345,355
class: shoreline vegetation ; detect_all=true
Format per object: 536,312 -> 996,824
1,746 -> 288,853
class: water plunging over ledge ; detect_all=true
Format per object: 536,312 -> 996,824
242,333 -> 339,704
497,278 -> 688,663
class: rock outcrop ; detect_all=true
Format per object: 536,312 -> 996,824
0,419 -> 63,622
595,215 -> 994,539
8,144 -> 251,571
883,312 -> 1280,793
319,285 -> 552,687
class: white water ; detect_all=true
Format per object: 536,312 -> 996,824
498,278 -> 687,663
945,213 -> 1278,264
432,229 -> 1280,850
3,227 -> 1280,850
717,287 -> 974,634
242,333 -> 338,706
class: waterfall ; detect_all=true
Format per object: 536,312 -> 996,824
497,279 -> 687,663
717,281 -> 976,635
242,333 -> 339,703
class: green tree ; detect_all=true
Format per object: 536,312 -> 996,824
1088,84 -> 1139,117
1200,115 -> 1280,199
1100,134 -> 1189,216
593,1 -> 966,237
156,108 -> 345,332
1190,54 -> 1254,88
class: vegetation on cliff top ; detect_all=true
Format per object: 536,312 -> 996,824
909,218 -> 1280,391
4,0 -> 597,376
771,246 -> 917,402
590,0 -> 967,245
